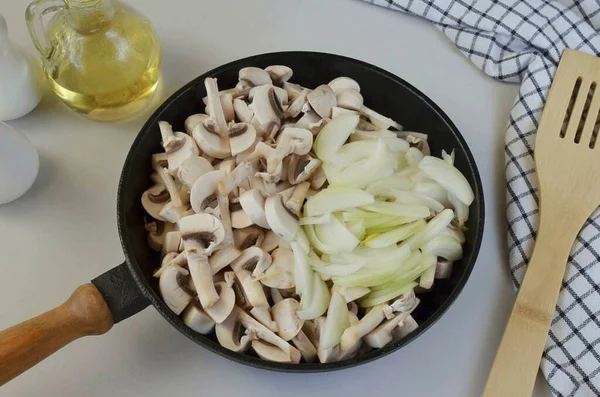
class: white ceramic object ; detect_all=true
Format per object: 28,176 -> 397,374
0,121 -> 39,205
0,14 -> 41,121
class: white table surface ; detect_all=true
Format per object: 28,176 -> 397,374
0,0 -> 552,396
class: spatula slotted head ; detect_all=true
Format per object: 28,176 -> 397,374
535,49 -> 600,216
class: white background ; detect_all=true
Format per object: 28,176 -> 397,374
0,0 -> 551,396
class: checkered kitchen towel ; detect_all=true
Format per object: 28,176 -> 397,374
360,0 -> 600,395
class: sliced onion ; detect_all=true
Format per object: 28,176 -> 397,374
320,290 -> 350,349
361,106 -> 403,131
304,224 -> 341,255
304,187 -> 374,217
359,282 -> 417,308
313,114 -> 359,161
314,215 -> 360,253
297,272 -> 330,320
413,181 -> 450,206
418,156 -> 474,205
447,191 -> 469,227
344,218 -> 365,240
361,201 -> 430,219
294,227 -> 311,254
329,140 -> 395,188
420,235 -> 463,261
364,215 -> 423,231
405,147 -> 424,166
370,253 -> 435,293
300,213 -> 333,225
292,241 -> 313,298
364,220 -> 426,248
441,149 -> 455,165
401,209 -> 454,250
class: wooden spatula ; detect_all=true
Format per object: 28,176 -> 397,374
484,49 -> 600,396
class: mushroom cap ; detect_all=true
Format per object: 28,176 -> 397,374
328,77 -> 361,94
250,306 -> 278,333
230,246 -> 272,277
272,298 -> 303,341
276,127 -> 313,156
141,184 -> 169,221
215,311 -> 254,353
178,213 -> 225,256
238,188 -> 269,229
282,81 -> 304,101
250,85 -> 284,138
265,65 -> 293,86
189,170 -> 226,215
229,123 -> 258,156
233,98 -> 254,123
239,67 -> 272,87
335,89 -> 364,111
265,195 -> 299,241
192,117 -> 231,159
285,88 -> 309,119
233,225 -> 265,250
295,110 -> 322,131
249,85 -> 288,105
204,281 -> 236,324
261,230 -> 282,253
306,85 -> 337,119
231,205 -> 254,229
183,300 -> 216,334
251,340 -> 293,363
177,156 -> 214,188
209,246 -> 241,276
159,265 -> 193,315
259,247 -> 295,289
184,114 -> 206,135
288,154 -> 322,185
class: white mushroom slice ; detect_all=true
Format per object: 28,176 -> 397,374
161,231 -> 182,257
288,155 -> 321,185
265,65 -> 293,86
176,156 -> 214,188
156,166 -> 183,208
249,85 -> 288,106
153,251 -> 187,278
338,311 -> 362,360
179,213 -> 225,256
183,300 -> 215,334
311,317 -> 340,363
310,166 -> 327,190
364,311 -> 411,348
306,84 -> 337,118
285,88 -> 309,118
217,158 -> 236,174
419,264 -> 435,290
233,98 -> 254,123
339,304 -> 388,352
259,247 -> 295,289
252,340 -> 294,363
245,142 -> 282,183
229,123 -> 257,156
347,302 -> 359,316
184,114 -> 206,135
435,260 -> 453,279
216,311 -> 255,353
265,195 -> 299,241
239,67 -> 272,87
158,121 -> 200,175
158,201 -> 185,224
272,298 -> 304,341
190,170 -> 226,215
335,89 -> 363,111
238,189 -> 269,229
221,93 -> 234,122
230,203 -> 254,229
225,271 -> 252,310
230,252 -> 270,307
205,78 -> 229,139
271,288 -> 285,305
249,115 -> 268,138
235,307 -> 301,363
264,180 -> 291,195
285,182 -> 311,217
250,306 -> 278,333
159,265 -> 193,315
209,246 -> 241,275
152,152 -> 168,169
141,184 -> 169,221
146,221 -> 176,251
295,110 -> 321,130
233,226 -> 265,250
282,81 -> 304,101
261,230 -> 282,253
392,315 -> 419,340
268,128 -> 313,173
250,85 -> 284,138
389,289 -> 418,313
328,77 -> 361,94
230,246 -> 272,279
192,117 -> 230,159
331,106 -> 359,119
186,252 -> 219,309
291,330 -> 317,362
204,281 -> 235,323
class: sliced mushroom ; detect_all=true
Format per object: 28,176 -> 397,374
230,248 -> 270,307
246,142 -> 282,183
239,67 -> 272,88
186,252 -> 219,309
153,251 -> 187,278
230,200 -> 254,229
310,166 -> 327,190
229,123 -> 257,156
392,315 -> 418,340
233,226 -> 265,250
268,128 -> 313,173
216,311 -> 255,353
250,306 -> 278,333
177,156 -> 214,188
141,184 -> 169,221
238,189 -> 269,229
288,154 -> 321,185
146,221 -> 176,251
217,158 -> 237,174
272,298 -> 303,341
252,340 -> 293,363
291,330 -> 317,362
406,134 -> 431,156
230,246 -> 272,279
261,230 -> 282,253
339,304 -> 388,352
389,290 -> 418,313
250,85 -> 284,138
158,121 -> 199,175
285,88 -> 309,118
184,114 -> 206,135
313,317 -> 339,363
328,77 -> 361,94
265,195 -> 299,241
161,231 -> 182,259
259,247 -> 295,289
205,78 -> 230,139
189,170 -> 226,215
435,260 -> 453,279
419,264 -> 435,290
192,117 -> 230,159
179,213 -> 225,256
338,311 -> 361,360
233,98 -> 254,123
249,85 -> 288,106
159,201 -> 187,224
306,85 -> 336,118
183,300 -> 216,334
295,110 -> 321,130
265,65 -> 293,86
335,89 -> 363,111
364,311 -> 411,348
285,182 -> 311,217
282,81 -> 304,101
204,281 -> 236,323
159,265 -> 193,315
156,166 -> 183,208
331,106 -> 359,119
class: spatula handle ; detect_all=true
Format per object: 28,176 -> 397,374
483,216 -> 580,397
0,284 -> 113,386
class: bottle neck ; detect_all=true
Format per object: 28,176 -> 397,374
65,0 -> 115,31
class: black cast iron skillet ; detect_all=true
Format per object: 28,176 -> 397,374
0,52 -> 484,382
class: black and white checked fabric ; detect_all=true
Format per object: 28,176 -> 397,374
360,0 -> 600,395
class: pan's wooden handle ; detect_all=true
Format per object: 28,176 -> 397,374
0,283 -> 114,386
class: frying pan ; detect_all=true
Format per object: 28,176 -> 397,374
0,51 -> 484,383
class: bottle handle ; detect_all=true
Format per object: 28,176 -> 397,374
25,0 -> 65,59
